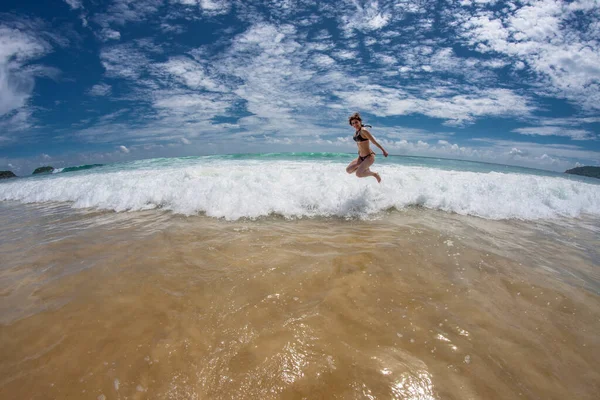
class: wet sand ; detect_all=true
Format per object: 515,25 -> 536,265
0,202 -> 599,399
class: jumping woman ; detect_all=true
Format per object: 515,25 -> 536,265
346,112 -> 388,183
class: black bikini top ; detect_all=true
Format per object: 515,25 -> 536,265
353,128 -> 369,142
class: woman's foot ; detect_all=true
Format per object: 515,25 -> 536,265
374,172 -> 381,183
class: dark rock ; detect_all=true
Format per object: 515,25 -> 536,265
32,166 -> 54,175
565,166 -> 600,179
0,170 -> 17,179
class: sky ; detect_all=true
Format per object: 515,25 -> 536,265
0,0 -> 599,174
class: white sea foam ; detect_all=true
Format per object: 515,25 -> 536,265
1,160 -> 599,220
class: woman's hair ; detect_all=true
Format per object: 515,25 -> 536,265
348,112 -> 362,126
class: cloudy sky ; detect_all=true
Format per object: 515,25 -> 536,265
1,0 -> 599,174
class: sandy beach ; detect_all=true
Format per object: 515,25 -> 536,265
1,201 -> 598,399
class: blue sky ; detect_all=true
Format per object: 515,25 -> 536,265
1,0 -> 599,174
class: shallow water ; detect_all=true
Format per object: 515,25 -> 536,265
0,202 -> 599,399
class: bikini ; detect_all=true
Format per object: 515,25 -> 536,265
354,129 -> 375,162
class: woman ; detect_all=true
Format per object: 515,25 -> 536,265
346,112 -> 388,183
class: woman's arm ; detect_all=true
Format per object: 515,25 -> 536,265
362,129 -> 389,157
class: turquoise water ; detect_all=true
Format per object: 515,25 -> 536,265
16,153 -> 597,184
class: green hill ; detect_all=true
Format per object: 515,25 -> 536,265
565,166 -> 600,179
32,166 -> 54,174
0,171 -> 17,179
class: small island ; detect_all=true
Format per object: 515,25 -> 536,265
32,166 -> 54,175
565,166 -> 600,179
0,171 -> 17,179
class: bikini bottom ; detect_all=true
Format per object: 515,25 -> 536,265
358,151 -> 375,162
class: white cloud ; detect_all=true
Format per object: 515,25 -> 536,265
98,109 -> 129,122
0,109 -> 33,134
215,23 -> 326,127
332,49 -> 358,60
376,54 -> 397,65
172,0 -> 197,5
80,15 -> 89,28
340,0 -> 394,33
368,13 -> 391,30
513,126 -> 595,141
380,136 -> 599,171
383,126 -> 453,142
311,29 -> 332,41
199,0 -> 231,15
94,0 -> 164,28
89,83 -> 112,96
0,66 -> 34,116
119,145 -> 130,153
471,138 -> 600,167
312,54 -> 336,68
509,147 -> 527,156
305,41 -> 335,52
0,24 -> 51,116
0,17 -> 70,139
155,57 -> 224,91
153,92 -> 231,117
455,0 -> 600,110
101,29 -> 121,41
100,45 -> 149,79
535,116 -> 600,126
170,0 -> 231,15
64,0 -> 82,10
160,23 -> 186,34
338,85 -> 533,125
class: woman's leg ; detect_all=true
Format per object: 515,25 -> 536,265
355,155 -> 381,182
346,157 -> 361,174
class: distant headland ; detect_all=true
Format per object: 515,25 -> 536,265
32,166 -> 55,174
565,166 -> 600,179
0,166 -> 55,179
0,171 -> 17,179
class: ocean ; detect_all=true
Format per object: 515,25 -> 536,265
0,153 -> 599,399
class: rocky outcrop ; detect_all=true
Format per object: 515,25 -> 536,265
0,170 -> 17,179
565,166 -> 600,179
32,166 -> 54,175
